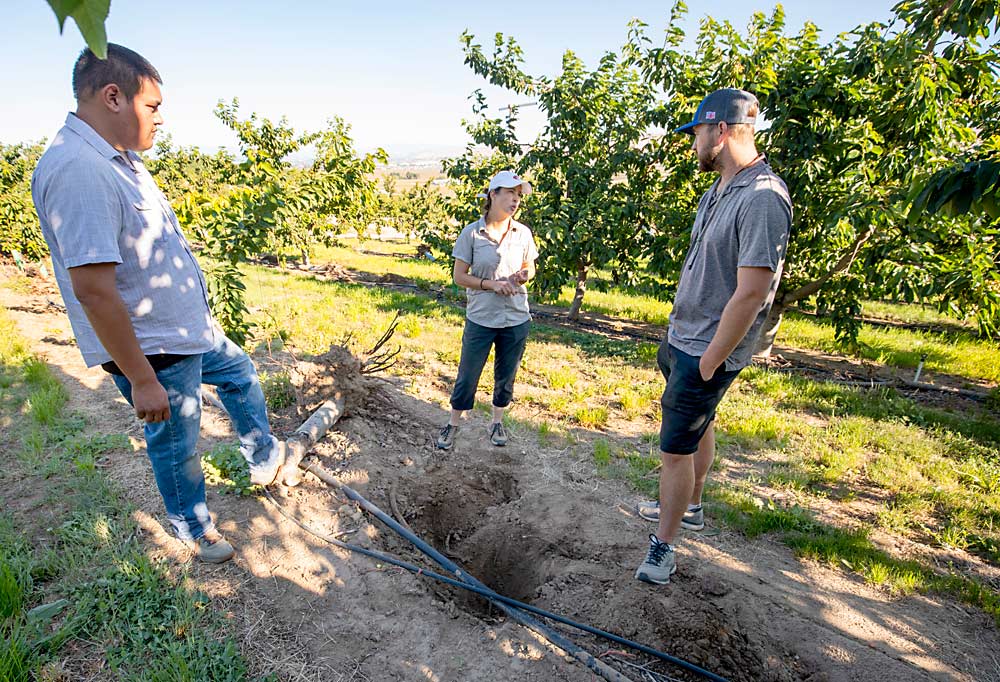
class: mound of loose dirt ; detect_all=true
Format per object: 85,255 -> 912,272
289,345 -> 367,417
390,446 -> 803,682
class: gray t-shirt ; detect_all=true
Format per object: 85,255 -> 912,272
668,159 -> 792,370
453,217 -> 539,328
31,114 -> 216,367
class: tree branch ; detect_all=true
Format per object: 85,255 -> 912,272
782,224 -> 876,306
926,0 -> 958,54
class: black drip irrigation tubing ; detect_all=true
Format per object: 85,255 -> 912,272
263,477 -> 627,682
262,461 -> 731,682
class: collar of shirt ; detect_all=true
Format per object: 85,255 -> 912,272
726,154 -> 770,192
476,217 -> 520,238
713,154 -> 770,197
64,113 -> 141,170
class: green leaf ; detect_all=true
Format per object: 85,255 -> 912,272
45,0 -> 83,29
26,598 -> 69,626
46,0 -> 110,59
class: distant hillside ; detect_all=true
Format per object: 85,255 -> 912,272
377,144 -> 466,168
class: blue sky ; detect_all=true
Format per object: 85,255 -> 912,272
2,1 -> 897,159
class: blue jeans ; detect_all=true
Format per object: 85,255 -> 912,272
112,334 -> 276,541
450,319 -> 530,411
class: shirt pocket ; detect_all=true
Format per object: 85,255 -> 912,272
472,240 -> 501,278
126,200 -> 173,268
131,199 -> 162,223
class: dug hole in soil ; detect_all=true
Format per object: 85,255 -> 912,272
3,273 -> 995,682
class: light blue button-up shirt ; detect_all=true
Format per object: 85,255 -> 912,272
31,114 -> 216,367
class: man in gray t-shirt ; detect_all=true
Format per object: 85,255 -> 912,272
635,89 -> 792,585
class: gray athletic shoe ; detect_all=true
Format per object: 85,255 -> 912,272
436,423 -> 458,450
192,530 -> 234,564
635,501 -> 705,531
489,422 -> 508,447
635,534 -> 677,585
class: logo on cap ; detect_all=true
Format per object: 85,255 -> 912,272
705,111 -> 716,120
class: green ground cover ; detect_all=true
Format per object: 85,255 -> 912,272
0,308 -> 266,682
302,241 -> 1000,384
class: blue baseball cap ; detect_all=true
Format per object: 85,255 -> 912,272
676,88 -> 758,134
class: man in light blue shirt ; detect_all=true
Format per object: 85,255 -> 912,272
32,44 -> 284,563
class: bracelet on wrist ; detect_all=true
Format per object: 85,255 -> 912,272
480,277 -> 486,290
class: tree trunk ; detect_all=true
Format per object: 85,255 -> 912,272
752,222 -> 877,357
754,300 -> 786,359
568,261 -> 588,321
301,248 -> 311,267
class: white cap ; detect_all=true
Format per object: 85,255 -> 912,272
481,170 -> 532,197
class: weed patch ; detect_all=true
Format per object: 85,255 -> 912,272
593,439 -> 612,466
574,406 -> 609,429
259,371 -> 295,410
201,443 -> 257,496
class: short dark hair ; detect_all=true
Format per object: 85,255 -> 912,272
72,44 -> 162,101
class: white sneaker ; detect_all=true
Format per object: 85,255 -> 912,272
249,437 -> 285,486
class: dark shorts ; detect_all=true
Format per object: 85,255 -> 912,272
658,342 -> 741,455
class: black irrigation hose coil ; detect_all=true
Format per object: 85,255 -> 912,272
262,461 -> 731,682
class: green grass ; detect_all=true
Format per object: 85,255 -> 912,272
593,439 -> 612,466
618,387 -> 647,419
270,243 -> 999,384
542,366 -> 577,390
303,240 -> 450,290
700,482 -> 1000,623
718,368 -> 1000,561
778,312 -> 1000,383
861,300 -> 976,328
574,406 -> 609,428
0,307 -> 267,681
536,420 -> 557,445
552,285 -> 672,325
740,365 -> 1000,446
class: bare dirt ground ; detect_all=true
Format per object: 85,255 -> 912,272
3,273 -> 999,682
